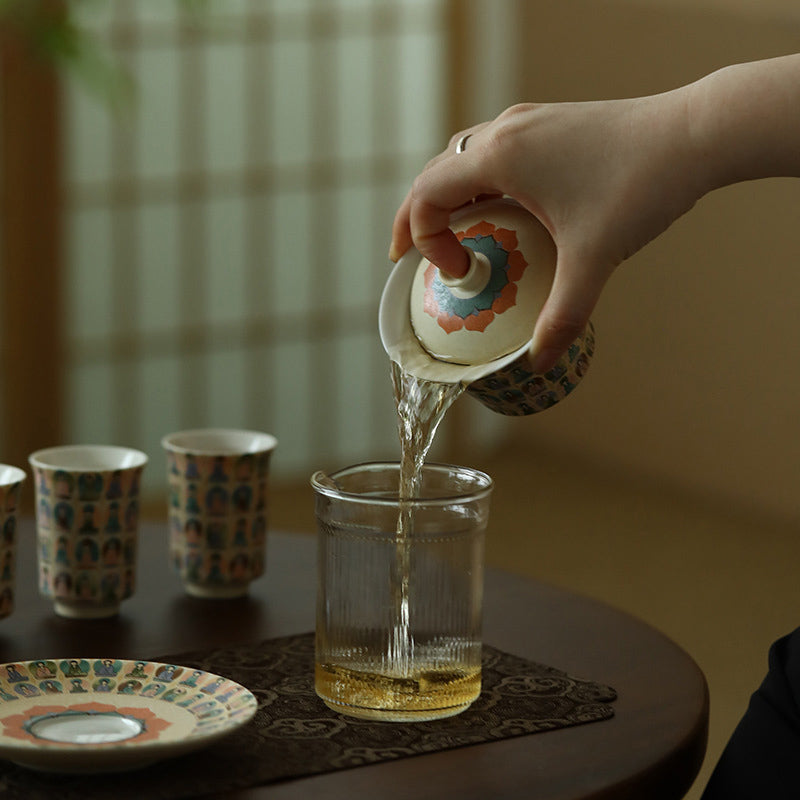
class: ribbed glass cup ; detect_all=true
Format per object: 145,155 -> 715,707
311,462 -> 492,721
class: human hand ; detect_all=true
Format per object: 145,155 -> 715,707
390,89 -> 706,373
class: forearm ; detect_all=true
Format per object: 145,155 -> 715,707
689,54 -> 800,192
390,54 -> 800,373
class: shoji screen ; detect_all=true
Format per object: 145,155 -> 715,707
64,0 -> 448,497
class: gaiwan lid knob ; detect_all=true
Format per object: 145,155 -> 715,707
408,198 -> 557,366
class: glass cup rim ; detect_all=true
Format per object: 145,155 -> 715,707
29,445 -> 148,472
310,461 -> 493,506
161,428 -> 278,457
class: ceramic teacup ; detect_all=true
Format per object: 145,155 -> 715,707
161,429 -> 277,598
0,465 -> 26,621
28,445 -> 148,619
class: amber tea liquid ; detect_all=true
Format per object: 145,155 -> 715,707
315,658 -> 481,722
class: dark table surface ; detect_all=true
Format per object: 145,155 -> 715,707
0,520 -> 708,800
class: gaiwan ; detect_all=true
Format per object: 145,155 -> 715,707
379,197 -> 595,415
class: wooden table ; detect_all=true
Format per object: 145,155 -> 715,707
1,521 -> 708,800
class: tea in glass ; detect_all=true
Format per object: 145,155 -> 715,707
312,462 -> 491,721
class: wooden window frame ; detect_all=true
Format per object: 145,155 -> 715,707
0,19 -> 64,492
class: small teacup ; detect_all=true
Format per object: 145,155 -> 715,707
28,445 -> 148,619
161,428 -> 277,598
0,465 -> 26,621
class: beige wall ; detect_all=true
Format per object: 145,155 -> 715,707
490,1 -> 800,519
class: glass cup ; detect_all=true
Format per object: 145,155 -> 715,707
162,428 -> 277,598
311,462 -> 492,722
0,465 -> 26,621
28,445 -> 148,619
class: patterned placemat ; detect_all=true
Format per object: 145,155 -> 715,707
0,633 -> 616,799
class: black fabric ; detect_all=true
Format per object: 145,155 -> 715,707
0,633 -> 616,799
702,627 -> 800,799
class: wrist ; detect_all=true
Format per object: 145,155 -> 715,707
686,56 -> 800,191
682,71 -> 731,197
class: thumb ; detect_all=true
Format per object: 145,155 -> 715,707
528,249 -> 609,374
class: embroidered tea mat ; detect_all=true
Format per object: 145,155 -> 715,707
0,632 -> 616,799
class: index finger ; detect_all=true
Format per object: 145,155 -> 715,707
389,187 -> 414,262
407,152 -> 498,276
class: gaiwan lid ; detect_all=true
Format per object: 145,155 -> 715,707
380,197 -> 557,384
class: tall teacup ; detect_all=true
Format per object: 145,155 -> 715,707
29,445 -> 148,619
0,465 -> 26,621
161,429 -> 277,598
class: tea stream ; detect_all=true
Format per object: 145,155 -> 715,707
389,361 -> 465,676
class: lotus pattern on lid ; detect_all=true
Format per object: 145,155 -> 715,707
423,221 -> 527,334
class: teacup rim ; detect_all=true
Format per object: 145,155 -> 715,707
29,445 -> 148,472
310,461 -> 493,505
0,464 -> 26,487
161,428 -> 278,457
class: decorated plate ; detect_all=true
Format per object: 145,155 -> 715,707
0,658 -> 257,773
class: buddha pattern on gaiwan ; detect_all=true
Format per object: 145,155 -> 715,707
33,466 -> 143,606
166,449 -> 271,590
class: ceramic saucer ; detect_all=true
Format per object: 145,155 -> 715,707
0,658 -> 257,773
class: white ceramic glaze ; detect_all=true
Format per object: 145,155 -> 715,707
380,198 -> 558,384
161,429 -> 277,457
0,466 -> 26,488
0,658 -> 257,773
380,246 -> 530,385
380,197 -> 595,415
29,446 -> 148,473
408,198 -> 556,367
